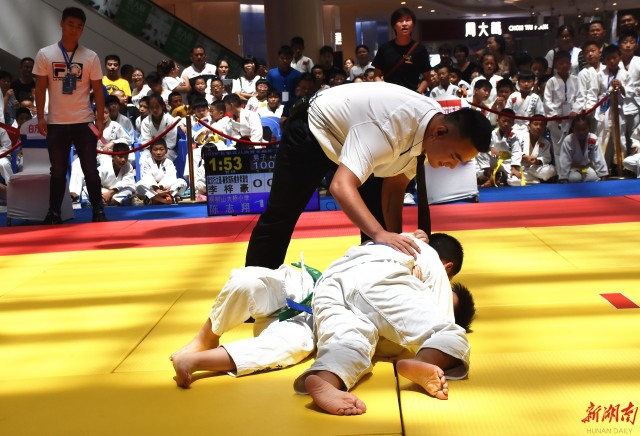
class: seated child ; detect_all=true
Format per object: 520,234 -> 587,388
258,89 -> 283,118
557,115 -> 608,183
244,79 -> 269,114
449,68 -> 470,95
69,106 -> 132,202
135,138 -> 187,204
223,93 -> 264,147
483,108 -> 523,187
505,71 -> 543,134
518,116 -> 556,183
96,143 -> 136,206
207,100 -> 235,151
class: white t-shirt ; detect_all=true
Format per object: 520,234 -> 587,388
33,43 -> 103,124
232,75 -> 261,95
308,82 -> 441,182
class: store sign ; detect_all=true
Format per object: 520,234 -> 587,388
464,20 -> 549,38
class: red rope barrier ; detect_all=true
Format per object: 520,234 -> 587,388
0,122 -> 22,159
96,118 -> 182,156
468,94 -> 609,122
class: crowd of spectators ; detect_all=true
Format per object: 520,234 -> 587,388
1,13 -> 639,208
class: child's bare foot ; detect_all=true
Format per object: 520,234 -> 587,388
396,359 -> 449,400
172,354 -> 195,388
305,375 -> 366,416
170,320 -> 219,361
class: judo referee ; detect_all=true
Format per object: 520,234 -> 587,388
245,82 -> 491,268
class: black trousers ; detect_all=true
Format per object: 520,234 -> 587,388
47,123 -> 102,214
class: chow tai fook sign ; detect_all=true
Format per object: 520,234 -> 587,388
421,18 -> 551,41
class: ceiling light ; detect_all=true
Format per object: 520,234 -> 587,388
417,5 -> 423,8
430,9 -> 436,12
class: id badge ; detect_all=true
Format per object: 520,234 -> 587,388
561,102 -> 571,116
62,74 -> 77,94
282,91 -> 289,103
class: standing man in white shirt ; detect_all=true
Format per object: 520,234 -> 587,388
182,45 -> 218,98
33,6 -> 107,224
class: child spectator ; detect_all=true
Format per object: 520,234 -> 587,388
259,88 -> 283,118
69,105 -> 132,202
311,65 -> 330,90
544,50 -> 578,159
223,93 -> 263,146
245,78 -> 269,113
449,68 -> 470,95
139,93 -> 177,162
187,76 -> 208,106
106,93 -> 135,139
179,97 -> 213,174
505,71 -> 543,133
167,91 -> 186,118
557,115 -> 608,183
572,40 -> 602,130
618,30 -> 640,150
96,142 -> 135,206
484,108 -> 523,187
0,124 -> 13,183
136,138 -> 186,204
102,54 -> 132,97
135,96 -> 149,137
330,69 -> 348,87
363,67 -> 375,82
469,53 -> 502,105
209,77 -> 228,104
467,79 -> 493,123
157,59 -> 190,96
429,64 -> 459,99
0,70 -> 18,124
530,56 -> 549,92
207,100 -> 234,150
594,45 -> 629,167
518,116 -> 557,183
290,37 -> 314,73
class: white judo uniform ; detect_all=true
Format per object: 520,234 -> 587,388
505,91 -> 544,133
544,73 -> 578,158
210,264 -> 315,377
0,127 -> 13,183
488,128 -> 523,186
557,132 -> 609,182
294,238 -> 470,394
135,157 -> 187,200
592,65 -> 629,162
96,160 -> 136,204
69,120 -> 132,198
518,132 -> 556,183
139,113 -> 178,162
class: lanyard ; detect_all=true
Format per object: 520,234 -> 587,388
58,41 -> 78,70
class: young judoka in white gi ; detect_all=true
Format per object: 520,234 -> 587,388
591,45 -> 629,168
557,115 -> 609,183
69,106 -> 132,202
223,93 -> 264,147
505,71 -> 543,135
518,116 -> 557,184
135,138 -> 187,204
543,50 -> 578,159
170,232 -> 475,394
483,109 -> 523,187
96,142 -> 136,206
0,126 -> 13,184
429,64 -> 460,100
293,233 -> 473,415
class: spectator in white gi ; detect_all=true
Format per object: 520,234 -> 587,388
518,116 -> 557,183
95,142 -> 135,206
429,64 -> 460,100
486,109 -> 523,187
135,138 -> 186,204
557,115 -> 608,183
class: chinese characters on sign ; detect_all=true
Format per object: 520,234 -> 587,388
582,401 -> 638,426
464,20 -> 549,38
203,148 -> 319,216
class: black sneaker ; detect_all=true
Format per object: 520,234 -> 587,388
92,208 -> 108,222
43,211 -> 63,225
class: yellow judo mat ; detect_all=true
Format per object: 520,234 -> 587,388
1,222 -> 639,435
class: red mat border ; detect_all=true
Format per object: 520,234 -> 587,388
1,195 -> 639,256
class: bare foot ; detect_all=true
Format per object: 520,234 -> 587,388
396,359 -> 449,400
305,375 -> 366,416
170,320 -> 219,361
172,354 -> 195,388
